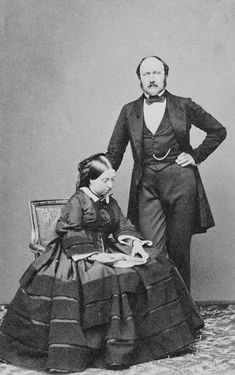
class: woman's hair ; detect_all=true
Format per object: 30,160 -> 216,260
88,155 -> 112,181
77,153 -> 113,188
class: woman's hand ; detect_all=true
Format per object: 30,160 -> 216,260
89,252 -> 129,264
131,239 -> 149,262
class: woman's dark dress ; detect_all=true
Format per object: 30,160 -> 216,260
0,190 -> 204,372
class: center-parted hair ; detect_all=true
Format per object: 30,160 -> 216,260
89,155 -> 112,181
136,55 -> 169,79
77,153 -> 113,189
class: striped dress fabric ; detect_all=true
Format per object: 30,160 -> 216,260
0,190 -> 204,372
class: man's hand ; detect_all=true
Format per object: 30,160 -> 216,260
175,152 -> 196,167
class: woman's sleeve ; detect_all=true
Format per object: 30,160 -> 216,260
111,199 -> 143,242
56,194 -> 97,259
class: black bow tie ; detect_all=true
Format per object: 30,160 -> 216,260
145,95 -> 165,105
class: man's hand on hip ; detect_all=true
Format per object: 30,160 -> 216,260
175,152 -> 196,167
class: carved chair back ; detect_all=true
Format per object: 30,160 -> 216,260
28,199 -> 67,257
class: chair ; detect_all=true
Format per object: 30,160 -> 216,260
29,199 -> 67,257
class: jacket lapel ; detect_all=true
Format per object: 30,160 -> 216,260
129,94 -> 145,161
165,90 -> 187,147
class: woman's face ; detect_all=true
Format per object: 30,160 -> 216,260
89,168 -> 116,197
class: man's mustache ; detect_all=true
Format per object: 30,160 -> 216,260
149,84 -> 158,87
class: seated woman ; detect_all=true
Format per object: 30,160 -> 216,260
0,153 -> 204,373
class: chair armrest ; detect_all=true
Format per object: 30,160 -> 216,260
29,241 -> 47,257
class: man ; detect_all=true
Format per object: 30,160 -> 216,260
107,55 -> 226,290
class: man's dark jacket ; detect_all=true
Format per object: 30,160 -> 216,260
107,90 -> 227,234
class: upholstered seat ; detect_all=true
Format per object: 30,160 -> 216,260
28,199 -> 67,257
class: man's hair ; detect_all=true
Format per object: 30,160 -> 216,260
136,56 -> 169,79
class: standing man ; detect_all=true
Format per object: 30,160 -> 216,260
107,55 -> 226,290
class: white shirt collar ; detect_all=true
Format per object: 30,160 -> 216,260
144,89 -> 165,99
80,186 -> 110,203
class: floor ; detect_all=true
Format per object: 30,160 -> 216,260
0,304 -> 234,375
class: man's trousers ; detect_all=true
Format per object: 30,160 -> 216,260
139,163 -> 197,291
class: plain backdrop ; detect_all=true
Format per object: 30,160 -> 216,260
0,0 -> 234,303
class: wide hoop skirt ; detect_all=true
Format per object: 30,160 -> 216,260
0,241 -> 204,372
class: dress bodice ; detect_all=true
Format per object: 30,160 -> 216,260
73,191 -> 120,236
56,190 -> 140,257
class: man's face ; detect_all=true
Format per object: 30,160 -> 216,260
139,57 -> 166,96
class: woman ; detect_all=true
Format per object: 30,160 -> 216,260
0,153 -> 204,372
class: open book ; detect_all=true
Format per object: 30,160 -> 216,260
112,255 -> 147,268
